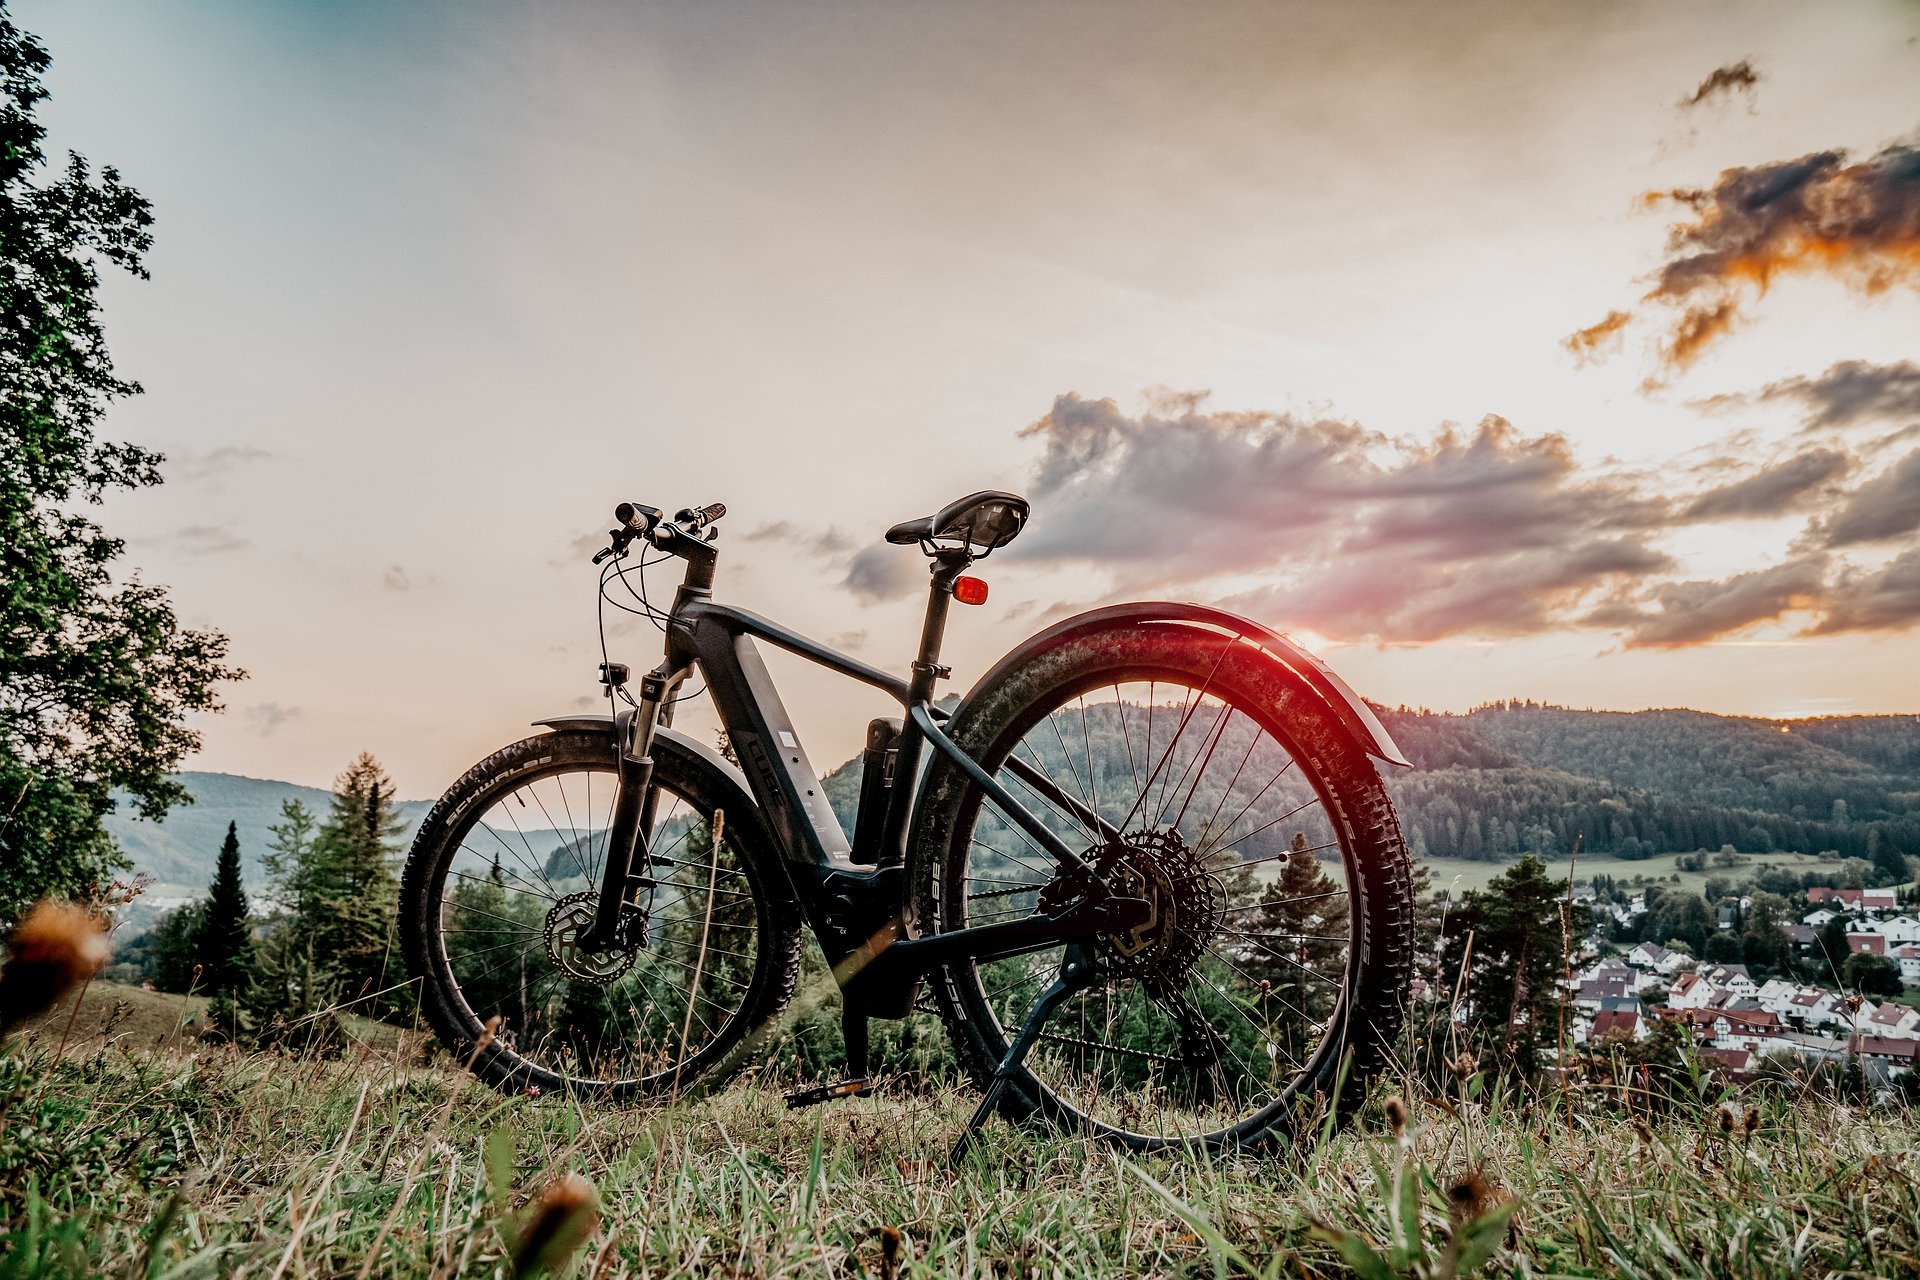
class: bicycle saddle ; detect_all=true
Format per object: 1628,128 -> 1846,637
885,490 -> 1030,552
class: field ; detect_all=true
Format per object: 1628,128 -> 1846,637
3,983 -> 1920,1278
1414,851 -> 1839,897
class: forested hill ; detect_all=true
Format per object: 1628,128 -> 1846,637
1378,705 -> 1920,865
113,706 -> 1920,896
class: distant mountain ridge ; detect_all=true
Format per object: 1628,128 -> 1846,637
105,772 -> 435,896
115,706 -> 1920,896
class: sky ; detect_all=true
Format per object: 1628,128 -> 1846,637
16,0 -> 1920,795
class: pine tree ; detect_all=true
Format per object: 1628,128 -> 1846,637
1441,854 -> 1566,1075
195,821 -> 252,995
243,759 -> 405,1033
1241,832 -> 1347,1060
304,753 -> 405,1010
242,799 -> 332,1041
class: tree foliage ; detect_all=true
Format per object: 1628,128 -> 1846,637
0,5 -> 240,923
247,757 -> 404,1027
194,820 -> 251,995
1439,854 -> 1568,1075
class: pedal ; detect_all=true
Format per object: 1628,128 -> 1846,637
784,1078 -> 873,1110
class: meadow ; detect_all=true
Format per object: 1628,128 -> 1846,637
3,981 -> 1918,1278
1412,851 -> 1837,898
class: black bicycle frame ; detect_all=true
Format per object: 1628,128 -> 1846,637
581,530 -> 1132,1019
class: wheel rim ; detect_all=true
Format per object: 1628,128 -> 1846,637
428,757 -> 764,1090
946,667 -> 1356,1143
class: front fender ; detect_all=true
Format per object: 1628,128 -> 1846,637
959,602 -> 1410,768
530,715 -> 768,811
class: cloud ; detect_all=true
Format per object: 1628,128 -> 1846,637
1007,393 -> 1673,641
1562,310 -> 1630,365
171,525 -> 250,555
843,544 -> 923,602
1621,557 -> 1829,646
1678,447 -> 1853,520
1709,359 -> 1920,430
1572,141 -> 1920,374
1678,59 -> 1760,110
552,531 -> 607,567
990,390 -> 1920,644
1813,546 -> 1920,634
164,445 -> 272,482
745,521 -> 858,556
1817,447 -> 1920,546
244,702 -> 302,737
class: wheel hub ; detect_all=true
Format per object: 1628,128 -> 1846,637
543,891 -> 639,986
1084,829 -> 1220,984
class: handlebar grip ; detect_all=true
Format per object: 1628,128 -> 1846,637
684,502 -> 726,531
614,501 -> 652,531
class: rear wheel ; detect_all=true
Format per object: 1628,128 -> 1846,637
400,730 -> 801,1098
913,623 -> 1413,1150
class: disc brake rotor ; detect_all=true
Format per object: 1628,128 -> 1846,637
543,891 -> 638,986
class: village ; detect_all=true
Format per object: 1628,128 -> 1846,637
1560,885 -> 1920,1085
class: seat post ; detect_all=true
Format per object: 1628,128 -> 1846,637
908,549 -> 970,704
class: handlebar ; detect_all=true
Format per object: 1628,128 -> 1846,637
593,500 -> 727,563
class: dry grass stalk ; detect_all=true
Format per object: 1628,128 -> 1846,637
511,1172 -> 601,1277
0,899 -> 110,1037
1384,1095 -> 1409,1140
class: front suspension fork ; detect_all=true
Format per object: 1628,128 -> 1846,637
580,667 -> 678,952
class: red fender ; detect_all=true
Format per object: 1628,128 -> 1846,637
960,602 -> 1410,768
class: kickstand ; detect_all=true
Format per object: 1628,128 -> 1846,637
948,946 -> 1096,1168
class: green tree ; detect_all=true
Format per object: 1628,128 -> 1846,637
1441,854 -> 1566,1075
311,754 -> 404,1004
243,799 -> 338,1040
256,756 -> 405,1017
1649,892 -> 1713,955
1844,951 -> 1903,999
1243,833 -> 1347,1058
147,902 -> 204,994
0,5 -> 241,924
1870,828 -> 1911,889
1740,892 -> 1795,977
1702,931 -> 1744,964
1814,916 -> 1853,986
194,820 -> 252,995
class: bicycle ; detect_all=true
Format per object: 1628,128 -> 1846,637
399,491 -> 1415,1160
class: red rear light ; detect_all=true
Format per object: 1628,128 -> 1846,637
953,576 -> 989,606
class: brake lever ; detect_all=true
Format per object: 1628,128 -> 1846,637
592,527 -> 635,564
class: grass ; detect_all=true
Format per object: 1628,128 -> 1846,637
4,984 -> 1920,1277
1416,851 -> 1839,897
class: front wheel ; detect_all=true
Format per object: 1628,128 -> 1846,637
400,730 -> 802,1098
912,621 -> 1414,1151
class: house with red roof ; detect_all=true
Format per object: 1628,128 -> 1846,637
1848,1034 -> 1920,1076
1590,1007 -> 1645,1042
